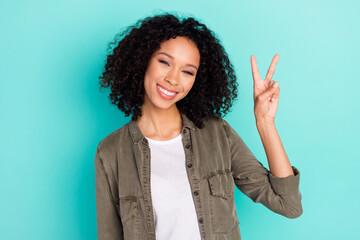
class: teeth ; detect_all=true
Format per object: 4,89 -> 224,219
158,85 -> 176,96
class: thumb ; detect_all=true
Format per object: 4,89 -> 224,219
262,81 -> 279,100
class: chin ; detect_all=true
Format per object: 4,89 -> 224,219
154,102 -> 177,110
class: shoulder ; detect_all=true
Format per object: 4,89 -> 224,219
96,121 -> 133,159
199,116 -> 231,132
192,116 -> 233,141
199,116 -> 241,144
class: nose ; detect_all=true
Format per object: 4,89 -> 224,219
165,68 -> 179,86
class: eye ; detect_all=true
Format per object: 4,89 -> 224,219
159,60 -> 170,66
159,59 -> 194,76
183,71 -> 194,76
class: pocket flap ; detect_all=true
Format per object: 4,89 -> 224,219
208,172 -> 235,199
120,197 -> 138,224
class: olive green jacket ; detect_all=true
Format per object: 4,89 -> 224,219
95,112 -> 302,240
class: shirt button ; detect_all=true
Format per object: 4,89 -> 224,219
185,144 -> 190,149
194,190 -> 199,196
187,163 -> 192,168
199,218 -> 203,224
183,129 -> 186,133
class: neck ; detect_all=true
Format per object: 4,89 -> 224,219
136,101 -> 183,140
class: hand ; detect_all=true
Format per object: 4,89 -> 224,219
250,54 -> 280,122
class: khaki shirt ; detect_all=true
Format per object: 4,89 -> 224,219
95,112 -> 302,240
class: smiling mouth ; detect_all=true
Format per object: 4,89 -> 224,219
157,84 -> 178,94
156,84 -> 179,100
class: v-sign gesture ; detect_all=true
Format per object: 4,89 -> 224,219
251,54 -> 280,122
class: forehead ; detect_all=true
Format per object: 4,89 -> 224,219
156,36 -> 200,64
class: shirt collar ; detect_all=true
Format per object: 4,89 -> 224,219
128,112 -> 196,144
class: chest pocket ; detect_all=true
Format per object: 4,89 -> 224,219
208,171 -> 239,234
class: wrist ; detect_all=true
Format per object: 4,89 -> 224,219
256,117 -> 275,127
256,118 -> 277,142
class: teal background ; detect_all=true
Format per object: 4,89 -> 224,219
1,0 -> 359,239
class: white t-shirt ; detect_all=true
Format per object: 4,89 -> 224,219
145,133 -> 201,240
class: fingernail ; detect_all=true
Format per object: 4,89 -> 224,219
272,97 -> 275,101
273,82 -> 278,88
268,96 -> 271,101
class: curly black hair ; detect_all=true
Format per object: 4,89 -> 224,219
99,12 -> 238,129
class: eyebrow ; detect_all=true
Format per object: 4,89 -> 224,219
157,52 -> 198,70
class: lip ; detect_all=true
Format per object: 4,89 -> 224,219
157,84 -> 178,93
156,84 -> 178,100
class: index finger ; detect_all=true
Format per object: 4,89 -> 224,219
264,54 -> 280,83
250,55 -> 261,82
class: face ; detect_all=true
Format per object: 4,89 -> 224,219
142,36 -> 200,111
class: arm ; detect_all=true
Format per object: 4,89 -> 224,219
95,146 -> 124,239
222,118 -> 303,219
256,119 -> 294,178
251,54 -> 293,178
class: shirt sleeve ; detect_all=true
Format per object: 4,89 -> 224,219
221,118 -> 303,219
95,145 -> 124,239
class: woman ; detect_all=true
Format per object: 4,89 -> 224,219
95,13 -> 302,240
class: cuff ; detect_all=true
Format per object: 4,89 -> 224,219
269,166 -> 300,195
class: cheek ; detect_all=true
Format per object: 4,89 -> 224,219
147,62 -> 164,77
143,75 -> 154,94
144,67 -> 158,88
185,79 -> 196,92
